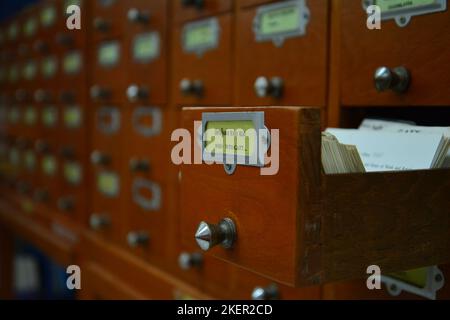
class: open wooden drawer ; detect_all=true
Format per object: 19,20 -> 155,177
179,106 -> 450,287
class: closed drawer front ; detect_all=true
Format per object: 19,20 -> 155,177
91,0 -> 126,41
91,40 -> 126,104
341,1 -> 450,106
126,1 -> 168,105
237,0 -> 328,106
172,14 -> 233,105
180,106 -> 309,286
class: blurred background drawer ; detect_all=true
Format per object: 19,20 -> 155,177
125,1 -> 168,106
236,0 -> 328,106
91,0 -> 126,42
172,14 -> 233,106
90,40 -> 126,104
340,1 -> 450,107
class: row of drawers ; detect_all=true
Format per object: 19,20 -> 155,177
3,0 -> 448,109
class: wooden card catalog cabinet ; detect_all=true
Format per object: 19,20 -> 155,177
180,106 -> 450,286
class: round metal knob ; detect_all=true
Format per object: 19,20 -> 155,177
56,33 -> 74,47
60,146 -> 75,159
35,140 -> 50,153
91,150 -> 111,166
181,0 -> 204,9
60,90 -> 76,103
89,213 -> 111,230
194,218 -> 236,251
251,284 -> 280,300
93,17 -> 110,32
180,78 -> 204,97
127,231 -> 149,248
129,158 -> 150,172
33,188 -> 49,202
33,40 -> 49,54
34,89 -> 51,103
17,181 -> 31,195
127,8 -> 150,24
178,252 -> 203,270
126,85 -> 149,102
58,197 -> 74,212
90,85 -> 111,101
15,89 -> 30,102
254,76 -> 284,98
374,66 -> 410,93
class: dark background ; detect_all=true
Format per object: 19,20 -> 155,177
0,0 -> 39,21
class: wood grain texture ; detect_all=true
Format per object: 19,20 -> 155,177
340,1 -> 450,106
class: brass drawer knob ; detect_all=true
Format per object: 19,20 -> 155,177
58,197 -> 75,212
60,146 -> 75,159
374,66 -> 410,93
33,40 -> 49,54
129,158 -> 150,172
15,89 -> 30,102
60,90 -> 76,103
180,78 -> 204,98
34,89 -> 52,103
90,85 -> 111,101
126,84 -> 149,102
35,140 -> 50,153
90,150 -> 111,166
93,17 -> 110,32
251,284 -> 280,300
254,76 -> 284,98
33,188 -> 49,203
127,231 -> 149,248
127,8 -> 150,24
178,252 -> 203,270
195,218 -> 236,251
89,213 -> 111,230
56,33 -> 74,47
181,0 -> 204,10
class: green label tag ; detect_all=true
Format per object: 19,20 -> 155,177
9,65 -> 19,83
8,107 -> 20,124
63,52 -> 82,74
42,106 -> 58,127
24,18 -> 37,37
376,0 -> 435,12
98,42 -> 120,67
185,24 -> 215,52
205,120 -> 256,157
97,172 -> 120,197
23,61 -> 37,80
41,6 -> 57,27
24,106 -> 37,126
42,155 -> 57,176
64,162 -> 82,185
42,56 -> 57,78
133,32 -> 160,62
24,151 -> 36,171
8,23 -> 18,40
260,5 -> 300,36
64,106 -> 82,129
389,267 -> 428,288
